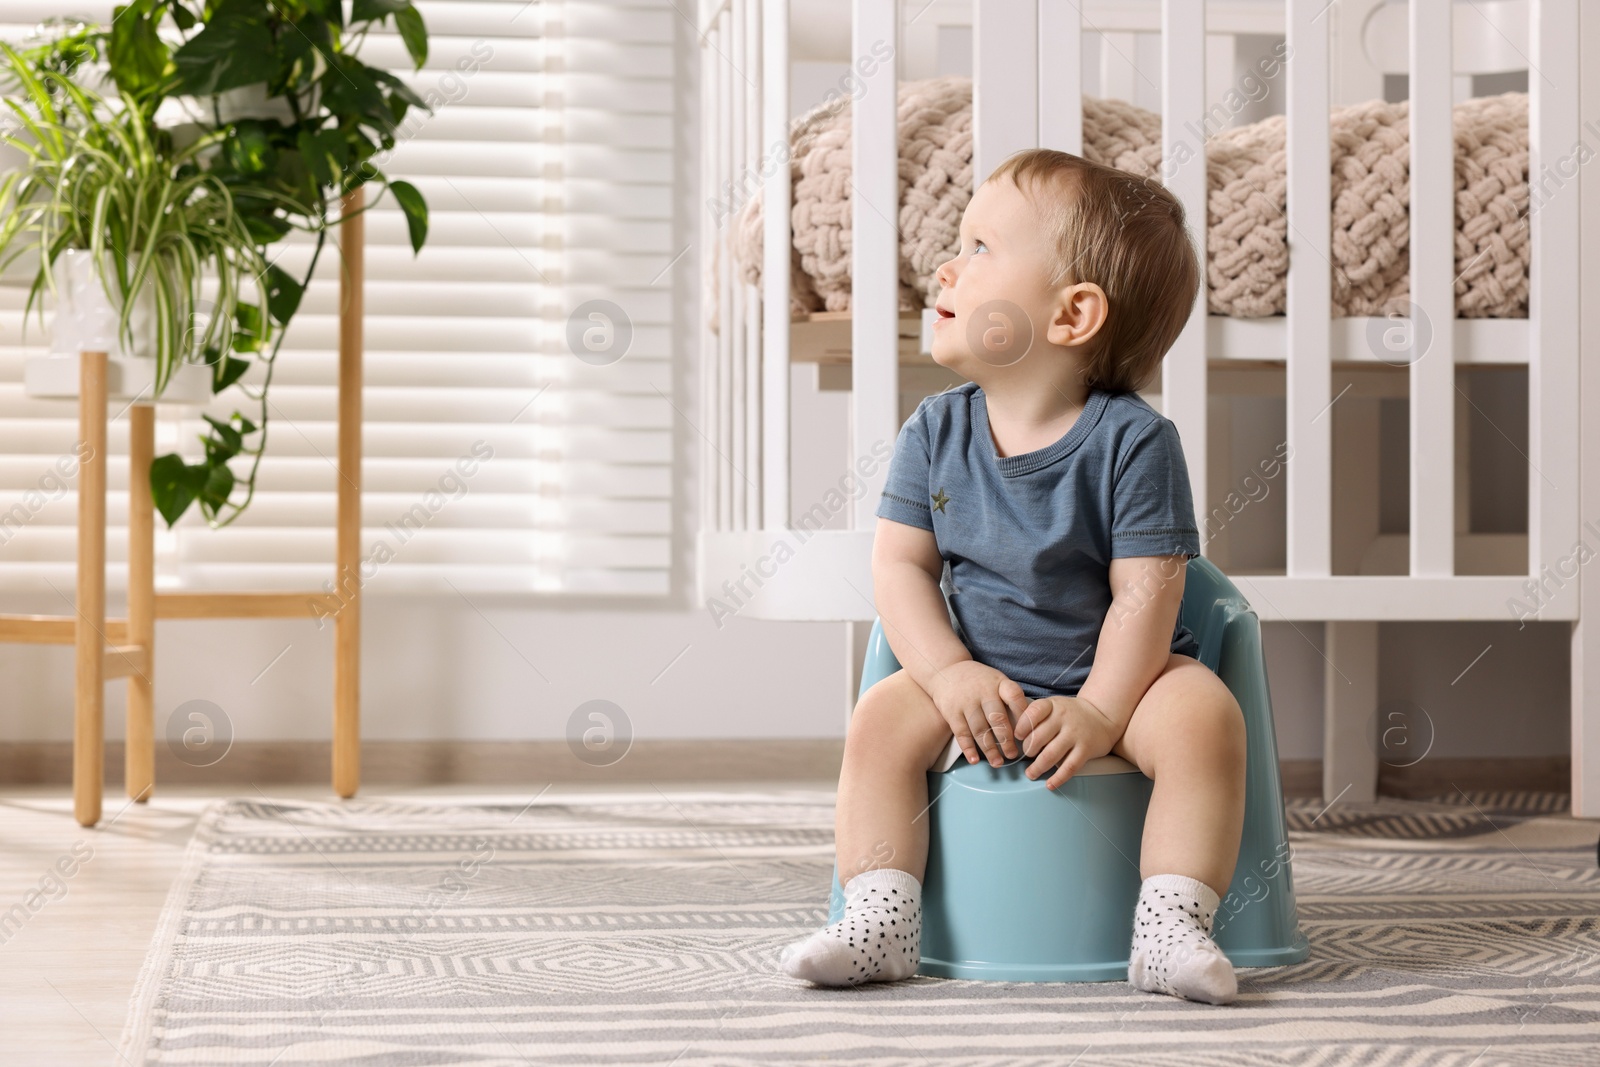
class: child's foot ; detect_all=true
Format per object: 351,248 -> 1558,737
1127,873 -> 1237,1005
779,867 -> 922,986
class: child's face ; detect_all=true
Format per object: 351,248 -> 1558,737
930,176 -> 1095,378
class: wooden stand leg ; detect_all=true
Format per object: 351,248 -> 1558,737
334,186 -> 364,799
74,350 -> 107,828
127,404 -> 155,802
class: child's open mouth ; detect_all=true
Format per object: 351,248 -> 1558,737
935,304 -> 955,324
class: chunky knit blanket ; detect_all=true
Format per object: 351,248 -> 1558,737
724,76 -> 1529,323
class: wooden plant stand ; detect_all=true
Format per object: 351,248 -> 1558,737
0,189 -> 367,826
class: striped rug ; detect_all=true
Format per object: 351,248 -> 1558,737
119,789 -> 1600,1065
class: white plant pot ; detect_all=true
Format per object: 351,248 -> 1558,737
24,248 -> 211,404
47,246 -> 159,361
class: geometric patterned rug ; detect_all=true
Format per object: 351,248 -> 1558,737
118,789 -> 1600,1066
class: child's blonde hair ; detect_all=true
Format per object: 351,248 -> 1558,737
986,149 -> 1201,393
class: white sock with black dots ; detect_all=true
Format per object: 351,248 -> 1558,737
779,867 -> 922,987
1127,873 -> 1237,1005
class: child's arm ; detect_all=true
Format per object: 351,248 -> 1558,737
1014,553 -> 1187,788
872,517 -> 1029,765
1076,553 -> 1188,735
871,517 -> 966,691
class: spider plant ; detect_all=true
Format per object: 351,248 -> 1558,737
0,42 -> 276,521
0,0 -> 432,528
0,42 -> 269,400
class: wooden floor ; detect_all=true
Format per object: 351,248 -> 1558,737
0,781 -> 837,1065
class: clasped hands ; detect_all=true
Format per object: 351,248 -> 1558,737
927,660 -> 1122,790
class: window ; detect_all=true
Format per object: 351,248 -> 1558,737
0,0 -> 676,597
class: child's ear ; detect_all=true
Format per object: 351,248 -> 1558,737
1046,281 -> 1108,349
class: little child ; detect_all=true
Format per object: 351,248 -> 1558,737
778,149 -> 1248,1004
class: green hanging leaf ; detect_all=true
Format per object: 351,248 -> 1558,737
232,301 -> 267,353
170,0 -> 275,96
320,56 -> 389,130
169,1 -> 197,31
264,149 -> 318,217
108,1 -> 171,98
214,354 -> 251,392
263,261 -> 304,324
198,460 -> 236,516
394,3 -> 428,69
150,453 -> 208,527
371,68 -> 428,113
202,413 -> 244,456
224,120 -> 276,176
388,178 -> 428,254
297,126 -> 349,190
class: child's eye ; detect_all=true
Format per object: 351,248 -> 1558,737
971,239 -> 988,255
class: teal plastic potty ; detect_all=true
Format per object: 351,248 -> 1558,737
828,555 -> 1311,981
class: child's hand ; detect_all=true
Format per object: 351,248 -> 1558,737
1014,696 -> 1123,790
926,661 -> 1030,767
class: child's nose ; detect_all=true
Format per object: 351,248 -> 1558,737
935,256 -> 957,288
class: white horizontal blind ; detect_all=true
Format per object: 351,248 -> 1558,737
0,0 -> 676,597
0,0 -> 128,597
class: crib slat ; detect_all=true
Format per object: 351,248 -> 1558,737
1529,0 -> 1581,603
744,0 -> 763,531
1160,0 -> 1208,542
729,0 -> 747,531
1284,0 -> 1332,576
699,0 -> 715,537
1528,0 -> 1586,806
851,0 -> 899,530
1038,2 -> 1081,154
760,0 -> 790,530
714,4 -> 732,532
1570,0 -> 1600,816
974,0 -> 1038,182
1409,0 -> 1454,576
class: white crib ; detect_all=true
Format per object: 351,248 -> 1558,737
695,0 -> 1600,816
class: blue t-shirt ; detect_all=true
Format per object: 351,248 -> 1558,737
874,382 -> 1202,699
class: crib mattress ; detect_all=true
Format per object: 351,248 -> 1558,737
723,76 -> 1529,326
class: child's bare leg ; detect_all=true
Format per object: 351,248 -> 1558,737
1110,653 -> 1248,1005
835,669 -> 960,884
781,669 -> 955,987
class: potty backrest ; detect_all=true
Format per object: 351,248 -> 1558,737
1178,554 -> 1248,674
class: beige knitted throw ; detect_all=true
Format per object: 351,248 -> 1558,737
725,76 -> 1529,323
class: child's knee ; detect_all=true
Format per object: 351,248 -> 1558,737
1193,685 -> 1247,765
848,671 -> 947,758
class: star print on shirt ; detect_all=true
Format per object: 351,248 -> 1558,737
931,488 -> 950,513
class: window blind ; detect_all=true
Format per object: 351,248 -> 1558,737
0,0 -> 676,598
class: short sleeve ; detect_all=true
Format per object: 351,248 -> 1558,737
874,398 -> 935,532
1110,416 -> 1201,559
